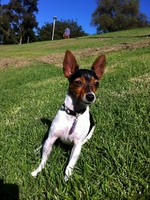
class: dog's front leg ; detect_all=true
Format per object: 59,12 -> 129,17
31,135 -> 58,178
64,142 -> 82,181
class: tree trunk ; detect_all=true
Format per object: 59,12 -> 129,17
19,35 -> 22,45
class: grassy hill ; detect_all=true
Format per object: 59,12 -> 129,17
0,28 -> 150,199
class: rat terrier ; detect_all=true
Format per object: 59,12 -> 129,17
31,50 -> 106,181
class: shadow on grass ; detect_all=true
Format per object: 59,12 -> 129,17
0,179 -> 19,200
40,118 -> 52,143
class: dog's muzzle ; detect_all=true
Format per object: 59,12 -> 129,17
84,93 -> 96,104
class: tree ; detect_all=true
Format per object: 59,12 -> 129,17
0,3 -> 19,44
91,0 -> 149,33
1,0 -> 38,44
38,19 -> 87,41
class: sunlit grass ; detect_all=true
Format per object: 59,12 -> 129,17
0,29 -> 150,199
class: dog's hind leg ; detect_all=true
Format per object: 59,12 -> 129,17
31,135 -> 58,178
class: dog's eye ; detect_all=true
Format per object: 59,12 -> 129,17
94,82 -> 99,87
74,80 -> 82,86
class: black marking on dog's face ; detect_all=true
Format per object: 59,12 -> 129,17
69,69 -> 98,82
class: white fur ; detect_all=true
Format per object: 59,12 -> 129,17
31,94 -> 95,181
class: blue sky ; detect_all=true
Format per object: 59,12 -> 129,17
2,0 -> 150,35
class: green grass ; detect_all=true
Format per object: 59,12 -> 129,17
0,28 -> 150,199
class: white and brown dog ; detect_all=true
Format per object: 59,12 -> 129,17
31,50 -> 106,181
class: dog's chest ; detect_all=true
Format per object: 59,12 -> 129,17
52,110 -> 90,144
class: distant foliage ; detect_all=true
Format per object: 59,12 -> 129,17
91,0 -> 149,33
0,0 -> 38,44
37,19 -> 88,41
0,0 -> 87,44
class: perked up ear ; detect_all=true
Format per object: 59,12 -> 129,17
63,50 -> 79,78
91,55 -> 106,79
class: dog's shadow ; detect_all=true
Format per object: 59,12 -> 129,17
40,118 -> 52,143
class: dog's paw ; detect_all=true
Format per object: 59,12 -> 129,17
64,166 -> 73,181
64,175 -> 69,182
31,171 -> 37,178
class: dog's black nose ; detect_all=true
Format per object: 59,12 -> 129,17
86,93 -> 95,102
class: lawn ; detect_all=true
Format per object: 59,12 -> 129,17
0,28 -> 150,199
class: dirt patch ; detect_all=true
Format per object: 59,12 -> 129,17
0,57 -> 31,69
74,39 -> 150,58
0,40 -> 150,69
34,54 -> 63,67
131,73 -> 150,83
34,40 -> 150,67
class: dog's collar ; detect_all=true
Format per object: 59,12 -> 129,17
61,103 -> 86,117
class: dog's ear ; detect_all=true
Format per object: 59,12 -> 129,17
91,55 -> 106,79
63,50 -> 79,78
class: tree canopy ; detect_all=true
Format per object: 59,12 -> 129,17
91,0 -> 149,33
0,0 -> 38,44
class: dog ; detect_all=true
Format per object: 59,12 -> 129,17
31,50 -> 106,181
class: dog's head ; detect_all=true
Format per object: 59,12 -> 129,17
63,50 -> 106,105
